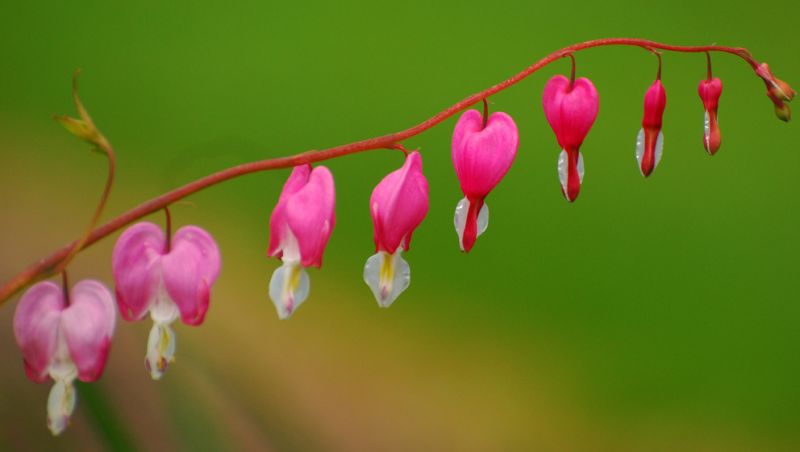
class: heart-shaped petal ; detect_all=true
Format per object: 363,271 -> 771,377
370,151 -> 429,254
61,280 -> 116,382
268,165 -> 312,260
112,222 -> 166,321
452,110 -> 518,199
161,226 -> 221,326
13,281 -> 64,383
542,75 -> 599,150
282,165 -> 336,268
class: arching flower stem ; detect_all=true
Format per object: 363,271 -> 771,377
0,38 -> 785,305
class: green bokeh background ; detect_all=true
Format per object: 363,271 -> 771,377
1,1 -> 798,450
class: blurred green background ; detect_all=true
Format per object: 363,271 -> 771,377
1,1 -> 798,450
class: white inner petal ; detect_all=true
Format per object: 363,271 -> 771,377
635,128 -> 645,175
654,131 -> 664,170
453,197 -> 490,251
557,150 -> 568,193
363,249 -> 411,308
149,276 -> 179,326
703,111 -> 711,147
47,378 -> 76,436
279,229 -> 301,264
48,327 -> 78,383
577,152 -> 585,183
145,322 -> 176,380
269,262 -> 310,319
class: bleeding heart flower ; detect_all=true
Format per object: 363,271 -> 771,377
364,151 -> 429,307
542,75 -> 599,202
112,222 -> 221,379
698,77 -> 723,155
268,164 -> 335,319
451,108 -> 518,252
636,79 -> 667,177
755,63 -> 796,122
13,279 -> 116,435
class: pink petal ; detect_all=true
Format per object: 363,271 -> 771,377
370,151 -> 430,253
642,79 -> 667,129
284,165 -> 336,268
698,78 -> 723,111
542,75 -> 599,149
451,110 -> 518,198
268,165 -> 312,259
161,226 -> 221,326
111,222 -> 166,321
61,280 -> 116,382
13,282 -> 64,383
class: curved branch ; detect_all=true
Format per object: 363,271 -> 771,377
0,38 -> 767,304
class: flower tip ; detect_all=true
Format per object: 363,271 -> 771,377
363,251 -> 410,308
145,323 -> 176,380
775,103 -> 792,122
277,304 -> 294,320
564,188 -> 580,202
453,198 -> 488,252
269,264 -> 309,319
47,380 -> 76,436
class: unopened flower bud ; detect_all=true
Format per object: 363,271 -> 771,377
755,63 -> 795,122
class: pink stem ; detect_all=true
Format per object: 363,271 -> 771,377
0,38 -> 765,305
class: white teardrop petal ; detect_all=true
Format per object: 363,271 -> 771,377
557,150 -> 568,194
476,202 -> 489,236
47,379 -> 76,436
363,251 -> 411,308
269,263 -> 310,319
654,131 -> 664,170
703,111 -> 711,148
145,322 -> 176,380
453,197 -> 490,251
577,152 -> 585,183
454,197 -> 468,250
635,128 -> 645,176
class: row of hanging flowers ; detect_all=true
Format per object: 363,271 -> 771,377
9,46 -> 795,434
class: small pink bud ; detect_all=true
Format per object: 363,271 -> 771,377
13,280 -> 116,435
364,151 -> 429,307
112,222 -> 221,379
542,75 -> 599,202
268,164 -> 336,318
698,78 -> 723,155
755,63 -> 795,122
451,109 -> 518,252
636,79 -> 667,177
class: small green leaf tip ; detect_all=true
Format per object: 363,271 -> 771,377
55,69 -> 111,153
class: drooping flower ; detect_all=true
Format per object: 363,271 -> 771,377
13,279 -> 116,435
364,151 -> 429,307
112,222 -> 221,379
755,62 -> 796,122
542,75 -> 599,202
698,77 -> 723,155
268,164 -> 335,319
636,79 -> 667,177
451,109 -> 518,252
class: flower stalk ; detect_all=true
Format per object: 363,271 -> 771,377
0,38 -> 791,306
